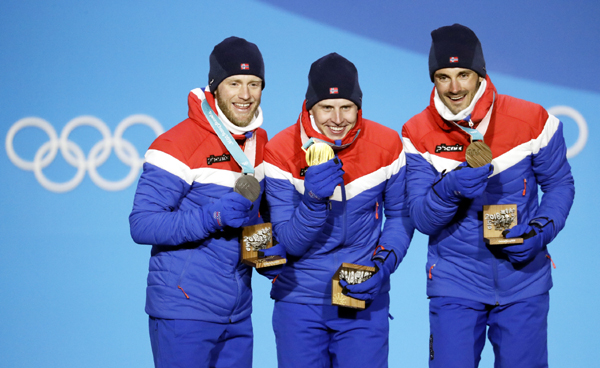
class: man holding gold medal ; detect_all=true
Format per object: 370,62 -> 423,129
263,53 -> 414,367
129,37 -> 268,367
401,24 -> 575,367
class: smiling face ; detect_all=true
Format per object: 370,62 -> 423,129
215,74 -> 263,127
433,68 -> 484,115
309,98 -> 358,140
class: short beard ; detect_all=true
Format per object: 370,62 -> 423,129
215,94 -> 259,127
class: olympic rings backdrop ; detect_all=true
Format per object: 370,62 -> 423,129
1,1 -> 598,367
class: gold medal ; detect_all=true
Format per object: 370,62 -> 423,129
305,142 -> 335,166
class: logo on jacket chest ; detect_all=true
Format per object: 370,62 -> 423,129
435,143 -> 464,154
207,153 -> 231,165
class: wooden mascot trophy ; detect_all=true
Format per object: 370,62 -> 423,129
235,174 -> 286,269
464,140 -> 524,245
483,204 -> 524,245
332,263 -> 377,310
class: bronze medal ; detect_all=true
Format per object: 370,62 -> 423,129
234,174 -> 261,202
465,141 -> 493,168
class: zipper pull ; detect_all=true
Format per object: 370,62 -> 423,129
429,264 -> 436,280
178,285 -> 190,299
546,254 -> 557,269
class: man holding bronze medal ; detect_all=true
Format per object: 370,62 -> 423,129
263,53 -> 414,367
401,24 -> 575,367
129,37 -> 268,367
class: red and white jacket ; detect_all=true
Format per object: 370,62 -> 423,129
129,88 -> 268,323
402,76 -> 575,305
264,102 -> 414,305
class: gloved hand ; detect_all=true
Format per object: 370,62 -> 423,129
340,257 -> 394,303
256,243 -> 286,280
206,192 -> 253,231
258,243 -> 286,259
500,220 -> 554,264
303,158 -> 344,209
434,162 -> 493,203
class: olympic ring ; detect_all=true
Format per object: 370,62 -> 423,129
5,114 -> 164,193
548,106 -> 588,159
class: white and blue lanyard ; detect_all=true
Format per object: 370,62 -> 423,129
453,117 -> 484,142
201,98 -> 255,175
451,92 -> 495,143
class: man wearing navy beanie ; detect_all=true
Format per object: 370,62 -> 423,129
402,24 -> 574,367
130,36 -> 268,367
261,52 -> 414,367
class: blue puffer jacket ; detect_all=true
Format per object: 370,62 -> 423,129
401,76 -> 575,305
129,88 -> 268,323
264,102 -> 414,305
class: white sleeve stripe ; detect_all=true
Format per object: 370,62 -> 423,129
492,115 -> 560,175
265,161 -> 293,181
343,154 -> 404,200
403,137 -> 433,165
190,162 -> 265,189
401,137 -> 419,155
192,167 -> 238,188
403,136 -> 458,172
430,155 -> 461,173
145,149 -> 194,184
532,114 -> 560,154
265,161 -> 307,196
264,156 -> 405,202
146,149 -> 265,187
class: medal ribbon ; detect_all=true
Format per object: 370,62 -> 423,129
453,120 -> 484,142
201,98 -> 255,175
451,92 -> 496,143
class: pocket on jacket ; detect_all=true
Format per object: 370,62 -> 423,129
175,250 -> 195,288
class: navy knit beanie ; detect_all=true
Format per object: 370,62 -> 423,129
428,24 -> 486,82
305,53 -> 362,111
208,36 -> 265,91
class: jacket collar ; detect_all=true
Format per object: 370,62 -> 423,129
187,88 -> 251,141
427,75 -> 496,132
299,100 -> 363,150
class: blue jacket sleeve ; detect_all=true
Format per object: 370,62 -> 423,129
129,163 -> 217,246
530,121 -> 575,239
266,175 -> 328,257
377,164 -> 415,271
405,152 -> 461,235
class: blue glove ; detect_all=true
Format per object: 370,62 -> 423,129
434,162 -> 493,203
500,220 -> 554,264
340,250 -> 396,302
303,158 -> 344,210
206,192 -> 253,231
256,243 -> 286,280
